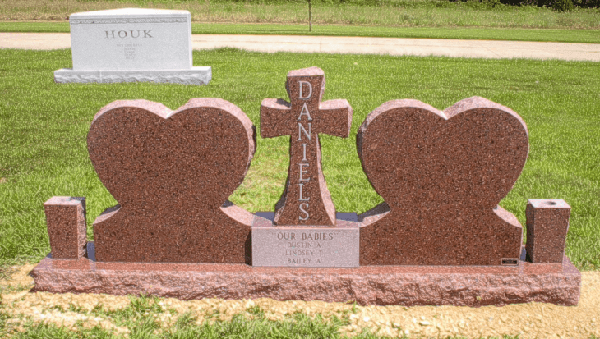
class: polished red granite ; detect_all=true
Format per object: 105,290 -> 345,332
31,242 -> 580,307
526,199 -> 571,264
261,67 -> 352,226
87,99 -> 256,263
35,89 -> 579,307
358,97 -> 529,266
44,196 -> 87,259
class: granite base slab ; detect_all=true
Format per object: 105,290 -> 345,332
53,67 -> 211,85
30,242 -> 580,307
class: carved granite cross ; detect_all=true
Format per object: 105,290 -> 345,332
261,67 -> 353,226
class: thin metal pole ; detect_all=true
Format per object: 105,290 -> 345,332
206,0 -> 210,20
309,0 -> 312,32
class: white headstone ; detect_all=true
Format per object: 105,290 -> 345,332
54,8 -> 211,85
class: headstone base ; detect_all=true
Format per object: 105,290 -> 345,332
31,243 -> 580,307
53,67 -> 211,85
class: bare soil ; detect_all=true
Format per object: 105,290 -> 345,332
1,263 -> 599,338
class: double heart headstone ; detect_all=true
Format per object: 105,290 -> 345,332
36,66 -> 579,307
84,66 -> 529,267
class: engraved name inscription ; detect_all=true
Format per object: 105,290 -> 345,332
116,43 -> 142,60
297,80 -> 312,221
252,224 -> 359,267
104,30 -> 153,39
278,230 -> 335,264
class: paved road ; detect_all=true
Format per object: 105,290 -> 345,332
1,32 -> 599,61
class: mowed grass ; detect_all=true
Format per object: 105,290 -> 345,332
3,0 -> 600,30
0,295 -> 353,339
0,293 -> 551,339
1,0 -> 600,42
0,48 -> 598,272
3,21 -> 600,44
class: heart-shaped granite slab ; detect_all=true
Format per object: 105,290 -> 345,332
358,97 -> 528,266
88,99 -> 255,263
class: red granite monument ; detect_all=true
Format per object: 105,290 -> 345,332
32,68 -> 580,307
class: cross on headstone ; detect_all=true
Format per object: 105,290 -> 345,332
261,67 -> 352,226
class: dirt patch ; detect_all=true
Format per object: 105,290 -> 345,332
1,263 -> 599,338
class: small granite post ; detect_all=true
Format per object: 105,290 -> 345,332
44,196 -> 87,259
525,199 -> 571,264
54,8 -> 211,85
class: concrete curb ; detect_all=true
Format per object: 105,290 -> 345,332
1,32 -> 599,61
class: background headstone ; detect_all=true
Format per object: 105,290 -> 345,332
358,97 -> 528,266
54,8 -> 211,85
87,99 -> 254,263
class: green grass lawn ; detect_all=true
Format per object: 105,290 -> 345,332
0,48 -> 598,272
1,296 -> 360,339
1,0 -> 600,43
0,293 -> 551,339
2,21 -> 600,44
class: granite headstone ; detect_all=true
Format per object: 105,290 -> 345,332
32,68 -> 580,307
54,8 -> 211,85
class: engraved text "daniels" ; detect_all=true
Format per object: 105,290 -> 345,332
105,30 -> 153,39
297,80 -> 312,221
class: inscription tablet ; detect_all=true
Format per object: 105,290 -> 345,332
251,212 -> 359,267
